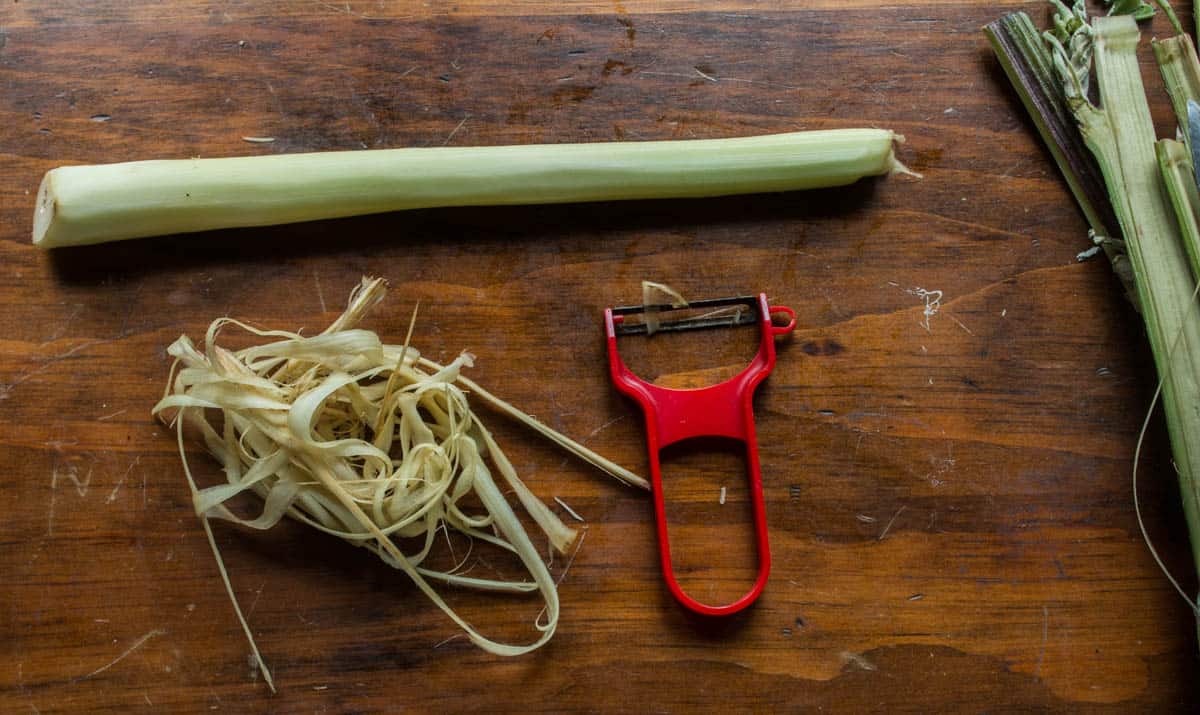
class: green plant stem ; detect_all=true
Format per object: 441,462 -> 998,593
33,129 -> 904,249
985,12 -> 1119,239
1086,15 -> 1200,583
1153,33 -> 1200,157
1157,139 -> 1200,278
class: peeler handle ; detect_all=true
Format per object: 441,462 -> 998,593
605,295 -> 796,616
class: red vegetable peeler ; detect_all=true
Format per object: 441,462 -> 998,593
604,294 -> 796,616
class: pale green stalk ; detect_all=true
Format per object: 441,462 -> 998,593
1152,33 -> 1200,157
33,129 -> 904,249
1083,15 -> 1200,583
1147,0 -> 1185,36
1157,139 -> 1200,278
984,11 -> 1119,238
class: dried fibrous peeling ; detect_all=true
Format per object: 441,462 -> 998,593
637,280 -> 752,335
153,277 -> 644,687
640,281 -> 689,336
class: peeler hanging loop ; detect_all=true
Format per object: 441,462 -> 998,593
768,305 -> 797,335
604,294 -> 795,616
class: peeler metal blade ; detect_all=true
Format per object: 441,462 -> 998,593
610,295 -> 761,335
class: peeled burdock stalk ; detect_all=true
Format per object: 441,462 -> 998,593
34,129 -> 910,248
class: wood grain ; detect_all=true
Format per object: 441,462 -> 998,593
2,1 -> 1198,712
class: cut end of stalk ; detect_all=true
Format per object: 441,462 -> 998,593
32,170 -> 57,248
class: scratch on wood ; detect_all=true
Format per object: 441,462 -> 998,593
97,408 -> 128,421
1036,605 -> 1048,678
107,457 -> 141,504
948,313 -> 975,336
37,338 -> 106,359
49,461 -> 95,534
42,303 -> 84,344
59,463 -> 93,497
47,469 -> 58,536
639,70 -> 698,80
18,661 -> 40,714
79,629 -> 167,681
2,339 -> 108,400
711,76 -> 801,90
638,70 -> 800,90
926,443 -> 957,487
314,271 -> 327,313
116,280 -> 146,336
443,117 -> 469,146
247,580 -> 266,617
586,414 -> 625,438
554,527 -> 586,586
312,0 -> 371,19
877,505 -> 906,541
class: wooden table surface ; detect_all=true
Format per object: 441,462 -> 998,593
4,1 -> 1199,711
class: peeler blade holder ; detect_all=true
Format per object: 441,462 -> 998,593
604,294 -> 796,616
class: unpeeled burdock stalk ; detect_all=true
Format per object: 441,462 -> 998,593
987,3 -> 1200,627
